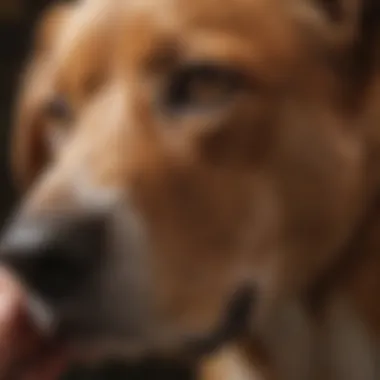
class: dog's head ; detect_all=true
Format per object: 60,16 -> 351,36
1,0 -> 379,363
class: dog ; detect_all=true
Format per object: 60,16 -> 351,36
1,0 -> 380,379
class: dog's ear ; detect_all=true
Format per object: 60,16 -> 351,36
11,3 -> 72,193
298,0 -> 379,106
297,0 -> 375,46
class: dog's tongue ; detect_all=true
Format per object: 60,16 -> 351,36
17,346 -> 68,380
0,268 -> 68,380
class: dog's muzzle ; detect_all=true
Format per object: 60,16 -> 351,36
0,207 -> 255,360
0,211 -> 109,333
0,214 -> 104,300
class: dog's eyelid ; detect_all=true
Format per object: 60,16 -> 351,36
163,62 -> 247,114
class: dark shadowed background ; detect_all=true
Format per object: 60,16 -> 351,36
0,1 -> 193,379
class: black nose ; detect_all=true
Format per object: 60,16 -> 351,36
0,214 -> 105,302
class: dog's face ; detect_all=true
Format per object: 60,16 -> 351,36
0,0 -> 373,362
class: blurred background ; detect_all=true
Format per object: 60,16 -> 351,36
0,1 -> 192,379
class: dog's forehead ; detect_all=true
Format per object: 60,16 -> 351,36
53,0 -> 292,53
45,0 -> 297,88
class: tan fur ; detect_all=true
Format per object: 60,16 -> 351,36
8,0 -> 380,378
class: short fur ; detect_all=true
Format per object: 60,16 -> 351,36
4,0 -> 380,379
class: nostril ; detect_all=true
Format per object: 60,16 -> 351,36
30,248 -> 88,301
4,245 -> 89,302
0,215 -> 106,302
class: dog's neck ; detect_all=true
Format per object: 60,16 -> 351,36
254,12 -> 380,378
255,206 -> 380,380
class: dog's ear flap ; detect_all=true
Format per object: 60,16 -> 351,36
11,4 -> 72,193
313,0 -> 360,24
311,0 -> 379,53
300,0 -> 379,100
299,0 -> 365,47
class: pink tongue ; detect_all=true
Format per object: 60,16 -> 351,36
20,348 -> 68,380
0,268 -> 68,380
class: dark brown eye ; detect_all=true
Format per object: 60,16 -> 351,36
45,96 -> 72,122
163,63 -> 244,114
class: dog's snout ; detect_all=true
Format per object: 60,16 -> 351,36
0,215 -> 106,302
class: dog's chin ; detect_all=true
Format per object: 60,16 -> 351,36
52,320 -> 235,370
52,326 -> 196,367
32,310 -> 252,380
27,284 -> 255,374
59,328 -> 209,365
65,338 -> 150,366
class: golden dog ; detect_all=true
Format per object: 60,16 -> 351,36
1,0 -> 380,379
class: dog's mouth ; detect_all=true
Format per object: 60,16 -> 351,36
0,313 -> 69,380
75,286 -> 253,363
11,284 -> 255,380
184,286 -> 254,358
21,342 -> 68,380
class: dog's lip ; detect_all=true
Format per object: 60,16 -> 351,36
2,318 -> 71,380
19,341 -> 69,380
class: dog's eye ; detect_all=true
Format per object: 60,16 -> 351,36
163,64 -> 244,114
45,96 -> 72,123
